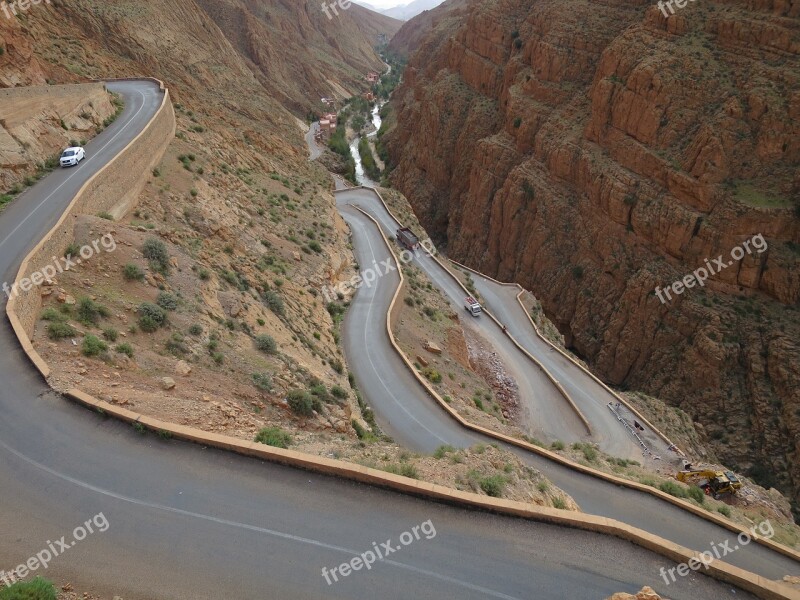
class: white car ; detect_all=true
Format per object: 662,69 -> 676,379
60,146 -> 86,167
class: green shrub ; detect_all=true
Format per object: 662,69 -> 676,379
658,480 -> 689,499
142,237 -> 170,273
188,323 -> 203,336
687,485 -> 706,504
309,384 -> 332,405
552,497 -> 568,510
551,440 -> 565,451
422,367 -> 442,383
47,321 -> 76,340
480,474 -> 507,497
41,307 -> 65,322
166,332 -> 188,355
262,290 -> 285,316
331,385 -> 348,400
102,327 -> 118,342
254,426 -> 292,449
138,302 -> 167,332
81,334 -> 108,357
351,419 -> 370,440
0,577 -> 57,600
64,242 -> 80,258
123,263 -> 144,281
157,291 -> 178,311
717,505 -> 731,517
581,444 -> 598,462
383,463 -> 418,479
76,297 -> 101,325
252,372 -> 273,391
115,343 -> 134,357
433,444 -> 456,459
255,334 -> 278,354
287,389 -> 315,416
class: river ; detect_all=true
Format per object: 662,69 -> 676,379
349,102 -> 383,187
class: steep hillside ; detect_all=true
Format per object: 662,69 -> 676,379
384,0 -> 800,510
0,0 -> 364,452
194,0 -> 401,114
388,0 -> 469,57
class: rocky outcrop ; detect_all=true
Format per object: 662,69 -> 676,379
385,0 -> 800,509
0,83 -> 114,191
606,587 -> 662,600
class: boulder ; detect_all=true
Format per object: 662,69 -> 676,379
424,340 -> 442,354
175,360 -> 192,376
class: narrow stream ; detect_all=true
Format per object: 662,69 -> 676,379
350,102 -> 383,187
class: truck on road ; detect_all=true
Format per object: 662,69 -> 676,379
464,296 -> 482,316
396,227 -> 419,250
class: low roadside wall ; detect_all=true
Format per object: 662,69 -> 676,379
65,386 -> 799,600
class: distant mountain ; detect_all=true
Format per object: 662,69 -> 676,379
354,0 -> 445,21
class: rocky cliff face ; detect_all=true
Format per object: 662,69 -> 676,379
386,0 -> 800,509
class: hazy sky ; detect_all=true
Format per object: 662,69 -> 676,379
355,1 -> 406,8
361,1 -> 402,6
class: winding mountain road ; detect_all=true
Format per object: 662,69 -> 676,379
333,186 -> 800,588
0,80 -> 758,599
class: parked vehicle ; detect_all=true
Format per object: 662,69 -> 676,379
60,147 -> 86,167
396,227 -> 419,250
464,296 -> 482,316
676,468 -> 742,499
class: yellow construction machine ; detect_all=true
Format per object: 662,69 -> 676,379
676,468 -> 743,499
